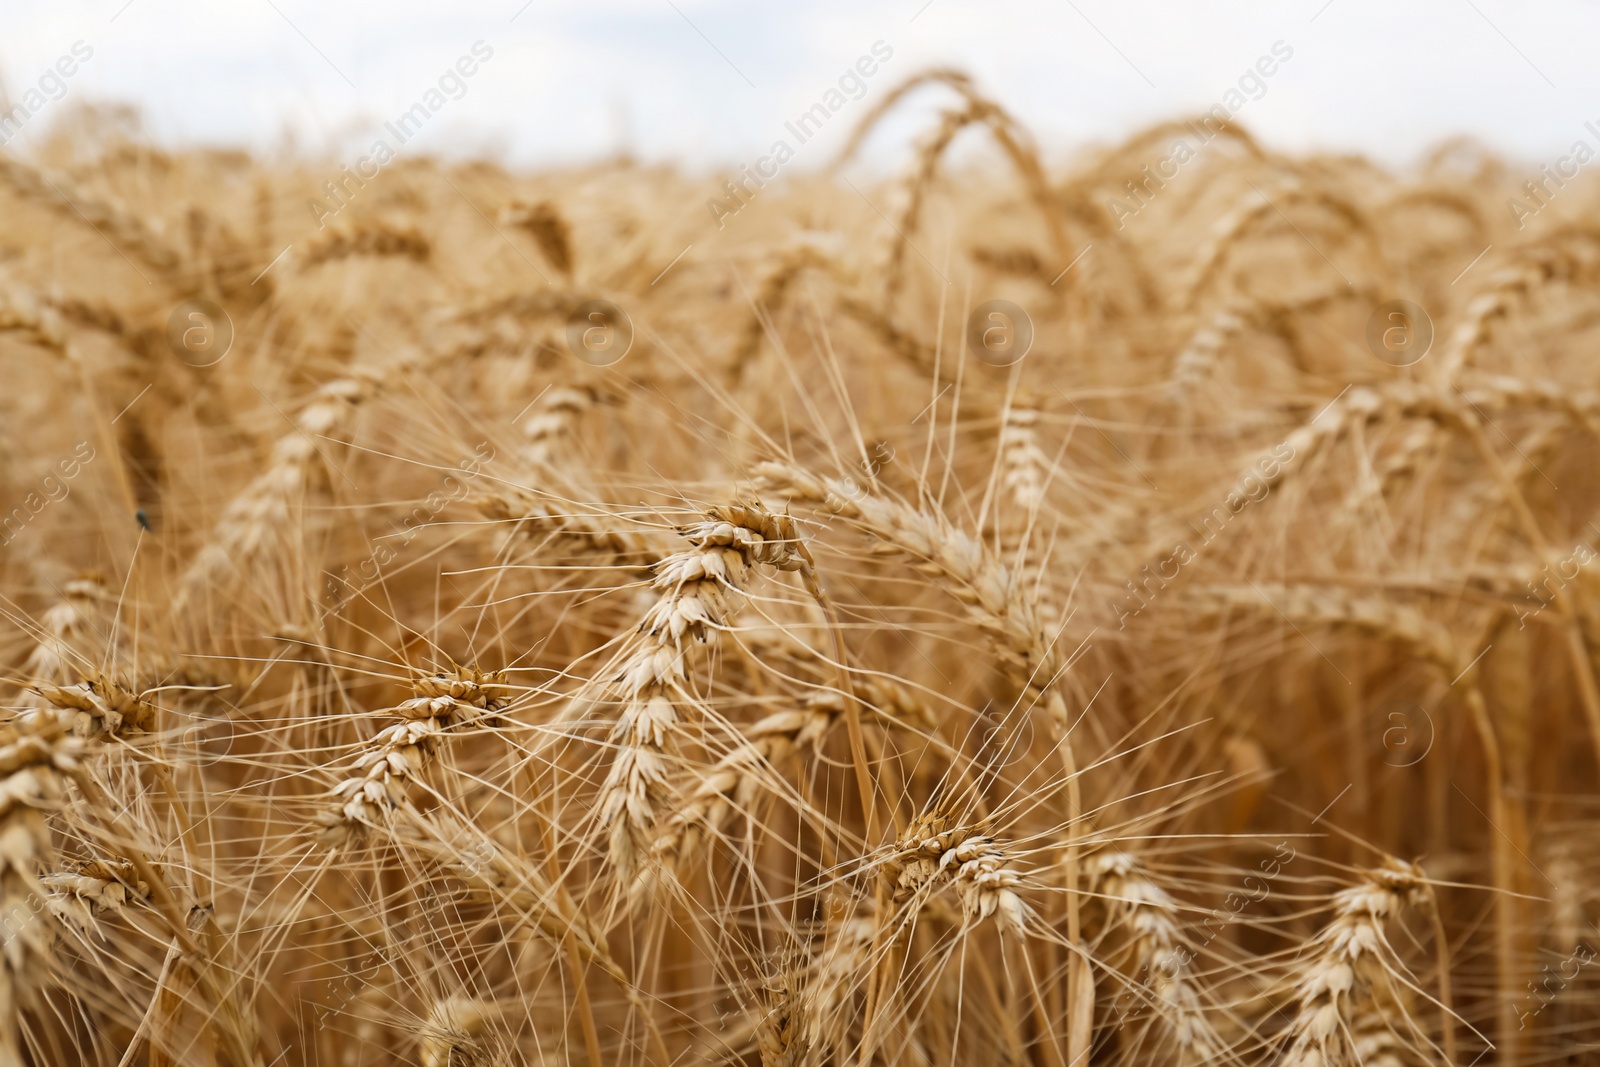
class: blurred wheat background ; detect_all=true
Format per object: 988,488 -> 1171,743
1,7 -> 1599,1064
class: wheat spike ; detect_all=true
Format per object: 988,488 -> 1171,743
1280,860 -> 1432,1067
592,502 -> 814,881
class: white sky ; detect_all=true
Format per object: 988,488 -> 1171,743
2,0 -> 1597,172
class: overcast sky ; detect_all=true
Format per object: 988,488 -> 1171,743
2,0 -> 1597,172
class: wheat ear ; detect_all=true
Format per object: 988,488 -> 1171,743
0,155 -> 183,278
887,812 -> 1031,937
301,216 -> 431,266
418,996 -> 510,1067
18,576 -> 109,686
1088,850 -> 1221,1062
1280,860 -> 1433,1067
28,677 -> 154,739
1436,229 -> 1600,378
0,279 -> 68,355
316,667 -> 508,845
41,859 -> 150,938
756,459 -> 1093,1062
591,503 -> 816,882
0,710 -> 84,1063
180,377 -> 368,607
499,198 -> 575,279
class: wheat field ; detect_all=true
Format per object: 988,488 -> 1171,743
0,70 -> 1597,1066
